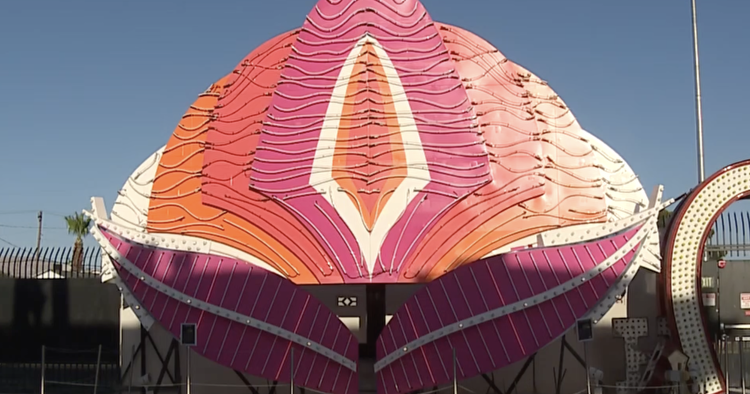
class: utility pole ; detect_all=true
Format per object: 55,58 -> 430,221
35,211 -> 43,258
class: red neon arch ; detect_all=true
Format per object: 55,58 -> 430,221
662,159 -> 750,394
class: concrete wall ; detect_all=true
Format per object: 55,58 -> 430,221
0,278 -> 120,363
120,272 -> 664,394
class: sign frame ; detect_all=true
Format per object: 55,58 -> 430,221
576,318 -> 594,343
181,323 -> 198,346
702,293 -> 716,307
741,293 -> 750,310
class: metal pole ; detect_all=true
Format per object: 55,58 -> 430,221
40,345 -> 46,394
35,211 -> 42,259
187,347 -> 192,394
717,274 -> 722,341
741,338 -> 746,394
93,344 -> 102,394
36,211 -> 42,249
453,348 -> 458,394
291,347 -> 295,394
584,342 -> 591,394
725,336 -> 730,392
690,0 -> 705,182
128,345 -> 135,394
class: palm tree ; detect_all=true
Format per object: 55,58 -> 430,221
658,208 -> 726,259
657,208 -> 673,230
64,212 -> 92,274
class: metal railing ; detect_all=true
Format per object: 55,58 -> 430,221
0,247 -> 103,279
706,211 -> 750,258
659,210 -> 750,259
0,345 -> 120,394
717,336 -> 750,394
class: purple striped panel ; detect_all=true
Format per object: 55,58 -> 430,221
100,228 -> 358,394
376,225 -> 641,393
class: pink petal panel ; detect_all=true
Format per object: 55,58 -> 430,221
376,224 -> 642,393
99,227 -> 358,394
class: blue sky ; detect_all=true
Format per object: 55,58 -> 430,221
0,0 -> 748,248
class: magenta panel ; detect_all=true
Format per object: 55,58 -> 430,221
376,225 -> 641,393
99,227 -> 358,394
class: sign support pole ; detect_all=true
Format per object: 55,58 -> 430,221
128,345 -> 135,394
180,323 -> 197,394
576,319 -> 594,394
584,341 -> 591,394
94,344 -> 102,394
453,348 -> 458,394
187,348 -> 192,394
291,347 -> 295,394
40,345 -> 46,394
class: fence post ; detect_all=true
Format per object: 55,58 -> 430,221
725,336 -> 730,392
741,338 -> 746,394
94,344 -> 102,394
40,345 -> 46,394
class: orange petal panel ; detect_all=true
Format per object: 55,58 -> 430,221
146,75 -> 322,284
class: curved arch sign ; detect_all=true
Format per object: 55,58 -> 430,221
662,160 -> 750,394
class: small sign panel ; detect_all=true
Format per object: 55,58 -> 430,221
702,293 -> 716,307
741,293 -> 750,310
576,319 -> 594,342
181,323 -> 197,346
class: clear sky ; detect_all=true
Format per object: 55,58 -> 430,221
0,0 -> 748,248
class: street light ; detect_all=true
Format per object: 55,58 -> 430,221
691,0 -> 705,183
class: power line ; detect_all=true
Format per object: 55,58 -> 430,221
0,210 -> 39,216
0,235 -> 19,248
0,209 -> 83,249
0,224 -> 67,230
45,211 -> 74,218
0,210 -> 74,218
